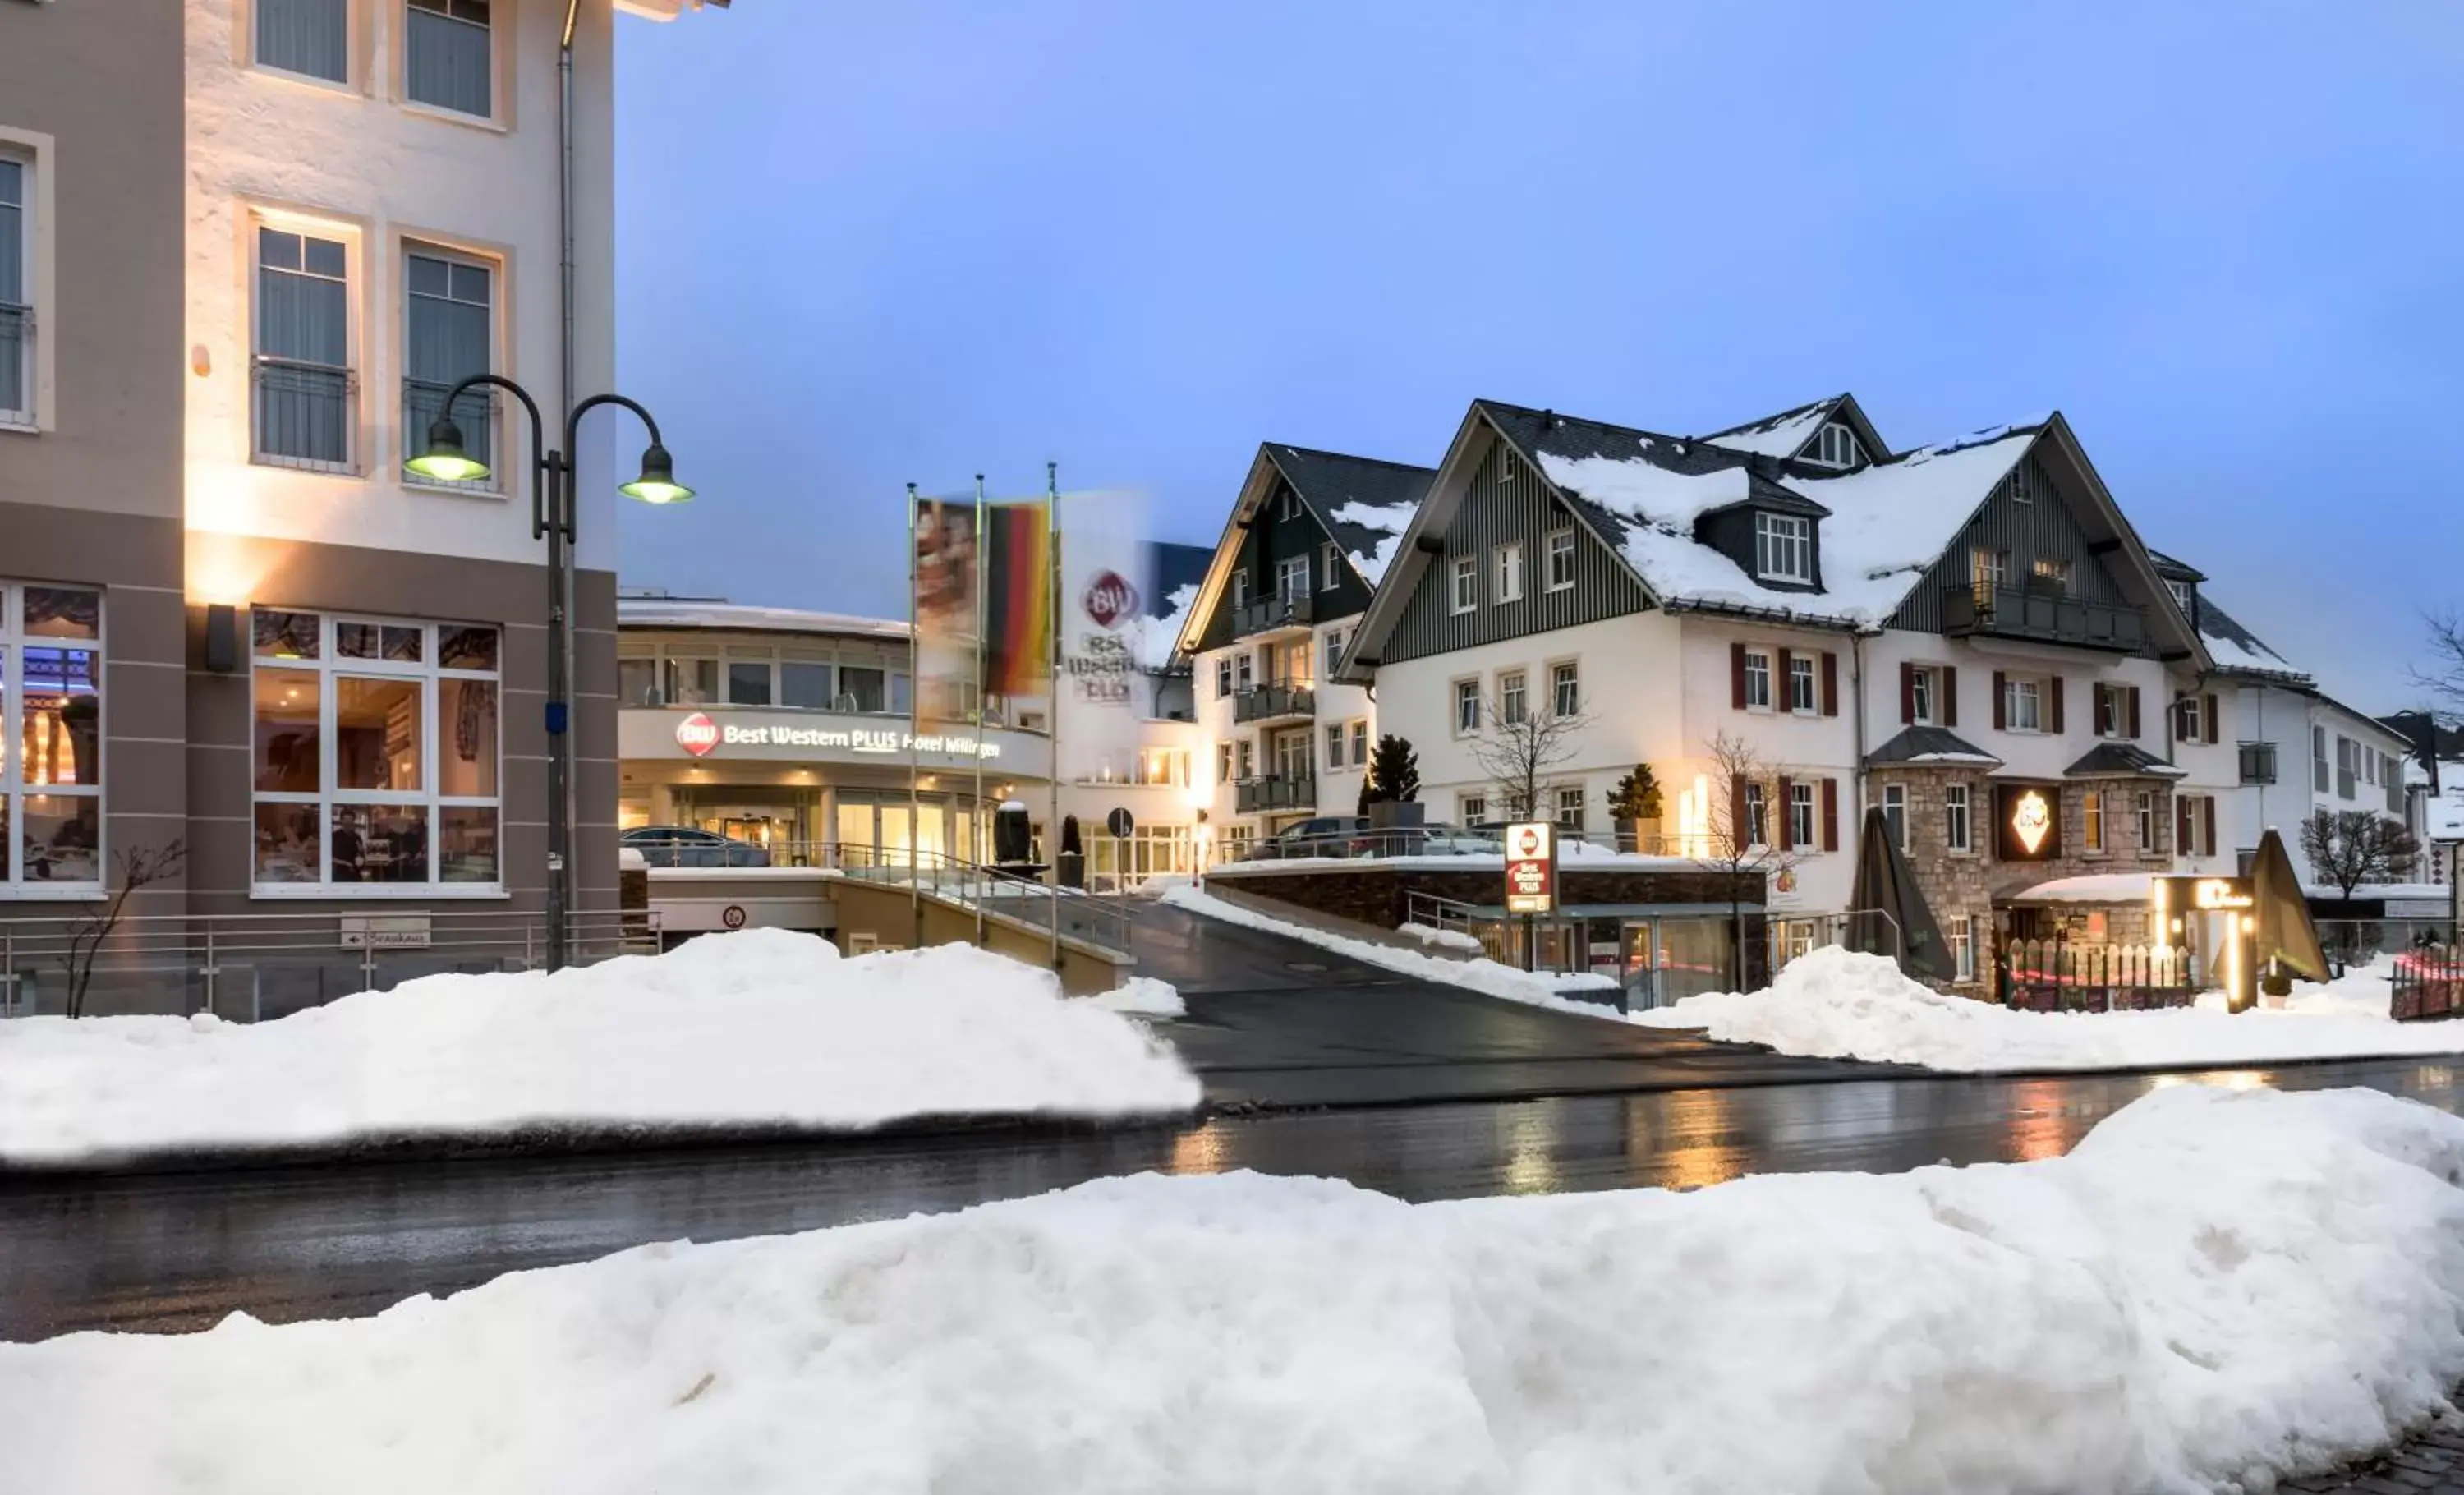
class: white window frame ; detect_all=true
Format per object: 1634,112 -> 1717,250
2167,578 -> 2192,611
251,0 -> 356,90
2005,676 -> 2043,733
1755,513 -> 1813,583
0,581 -> 105,895
1498,669 -> 1528,726
1493,542 -> 1524,604
402,0 -> 503,122
1545,527 -> 1576,591
0,131 -> 52,432
2178,694 -> 2204,744
1950,915 -> 1976,982
1214,656 -> 1232,698
1742,781 -> 1768,849
2082,789 -> 2105,854
1551,660 -> 1579,719
1275,554 -> 1308,600
249,211 -> 360,473
1555,785 -> 1585,832
1742,648 -> 1772,711
1230,570 -> 1249,610
1453,678 -> 1480,736
1882,784 -> 1907,853
1450,556 -> 1478,614
1320,542 -> 1341,591
1233,651 -> 1254,692
1460,793 -> 1487,826
2010,464 -> 2033,504
1944,783 -> 1972,853
1324,723 -> 1344,770
1349,718 -> 1368,766
1215,741 -> 1232,784
1910,665 -> 1937,725
1277,489 -> 1299,521
248,607 -> 505,897
1788,655 -> 1816,714
2180,794 -> 2213,858
1788,782 -> 1816,850
1322,628 -> 1343,678
1807,421 -> 1862,469
2136,791 -> 2158,857
401,239 -> 503,494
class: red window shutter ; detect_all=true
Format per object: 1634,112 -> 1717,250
1992,671 -> 2007,731
1943,665 -> 1959,727
2176,796 -> 2192,854
2049,677 -> 2066,734
1821,652 -> 1839,717
2127,686 -> 2142,740
1731,777 -> 1748,848
2204,693 -> 2220,744
1821,778 -> 1839,851
2200,796 -> 2216,854
1776,647 -> 1795,711
1899,662 -> 1915,724
1731,642 -> 1747,709
1777,775 -> 1795,849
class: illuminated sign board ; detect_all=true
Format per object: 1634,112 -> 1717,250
667,711 -> 1001,761
1993,784 -> 2061,861
1503,821 -> 1558,915
2154,875 -> 2254,913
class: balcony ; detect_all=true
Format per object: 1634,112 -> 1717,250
1235,774 -> 1315,813
1234,681 -> 1315,724
1232,592 -> 1315,640
1942,584 -> 2148,651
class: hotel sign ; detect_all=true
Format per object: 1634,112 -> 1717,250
1503,821 -> 1558,915
1994,785 -> 2061,862
669,711 -> 1000,761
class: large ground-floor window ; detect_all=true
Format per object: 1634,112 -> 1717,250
1,582 -> 103,888
251,608 -> 500,890
1089,825 -> 1193,888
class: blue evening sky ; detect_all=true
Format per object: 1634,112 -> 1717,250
613,2 -> 2463,711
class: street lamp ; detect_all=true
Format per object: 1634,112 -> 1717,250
407,375 -> 693,971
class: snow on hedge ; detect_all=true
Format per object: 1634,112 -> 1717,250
1634,945 -> 2464,1071
11,1086 -> 2464,1493
0,931 -> 1198,1166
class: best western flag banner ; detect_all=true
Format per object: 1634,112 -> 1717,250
981,500 -> 1054,706
912,495 -> 980,729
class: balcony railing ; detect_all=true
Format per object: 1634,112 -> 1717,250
1942,584 -> 2147,651
1235,774 -> 1315,813
252,356 -> 356,472
1233,681 -> 1316,724
402,376 -> 503,492
1231,592 -> 1315,638
0,301 -> 30,422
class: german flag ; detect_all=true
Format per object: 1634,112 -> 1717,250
981,500 -> 1053,702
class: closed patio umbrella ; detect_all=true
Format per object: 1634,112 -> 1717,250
2250,826 -> 2329,983
1847,805 -> 1953,982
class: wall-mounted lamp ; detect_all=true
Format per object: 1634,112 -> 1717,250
205,604 -> 240,674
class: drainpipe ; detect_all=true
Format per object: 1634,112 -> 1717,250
558,1 -> 581,919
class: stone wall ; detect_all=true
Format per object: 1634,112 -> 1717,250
1205,862 -> 1762,930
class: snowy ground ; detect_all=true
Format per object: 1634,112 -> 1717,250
1087,976 -> 1186,1019
1161,883 -> 1621,1016
10,1085 -> 2464,1493
1398,921 -> 1487,954
0,931 -> 1199,1167
1635,946 -> 2464,1071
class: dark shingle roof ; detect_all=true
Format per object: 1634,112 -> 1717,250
1262,445 -> 1434,572
2063,743 -> 2189,778
1865,725 -> 2003,768
2192,591 -> 2304,680
2141,547 -> 2205,583
1695,395 -> 1843,459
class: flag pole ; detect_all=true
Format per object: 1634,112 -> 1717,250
1047,459 -> 1064,973
972,472 -> 988,944
906,482 -> 922,948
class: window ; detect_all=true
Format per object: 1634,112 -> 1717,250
1349,719 -> 1368,765
1799,421 -> 1863,469
1788,782 -> 1816,850
2239,742 -> 2277,785
2167,578 -> 2193,612
1788,655 -> 1816,713
2136,791 -> 2157,855
1493,543 -> 1524,604
1321,542 -> 1341,591
403,247 -> 497,490
1,584 -> 103,888
1322,629 -> 1344,678
1950,916 -> 1977,982
253,224 -> 353,469
1325,724 -> 1344,770
2003,676 -> 2043,732
2010,464 -> 2033,504
2335,735 -> 2360,799
781,660 -> 833,710
725,658 -> 771,706
1971,548 -> 2007,610
2083,790 -> 2105,853
1275,554 -> 1308,600
1742,782 -> 1768,849
1556,786 -> 1585,832
256,0 -> 349,83
838,665 -> 888,714
0,151 -> 30,426
618,656 -> 657,706
251,610 -> 501,890
1551,660 -> 1579,718
1277,489 -> 1299,521
2313,725 -> 2329,793
1910,666 -> 1936,725
1450,556 -> 1478,614
2177,794 -> 2215,858
2177,694 -> 2204,744
1235,738 -> 1254,780
1499,669 -> 1528,726
1546,527 -> 1576,591
2094,683 -> 2120,738
1882,784 -> 1907,853
1233,651 -> 1254,692
1230,570 -> 1249,610
1214,657 -> 1232,698
1454,678 -> 1480,735
1215,741 -> 1232,784
1497,449 -> 1515,483
407,0 -> 495,118
1460,793 -> 1487,825
662,656 -> 716,706
1743,649 -> 1772,711
1945,784 -> 1972,853
1755,513 -> 1813,582
2030,556 -> 2071,595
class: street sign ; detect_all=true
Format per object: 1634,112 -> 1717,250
1107,807 -> 1135,840
1503,821 -> 1557,915
721,904 -> 748,930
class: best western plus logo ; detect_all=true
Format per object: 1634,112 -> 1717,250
674,711 -> 720,757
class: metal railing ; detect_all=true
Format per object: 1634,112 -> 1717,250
1221,824 -> 1685,865
1231,593 -> 1314,638
402,375 -> 503,491
1233,681 -> 1316,724
252,355 -> 356,471
0,301 -> 30,422
2392,945 -> 2464,1022
837,847 -> 1133,955
1942,584 -> 2148,651
1999,938 -> 2193,1012
1236,774 -> 1317,813
0,907 -> 658,1023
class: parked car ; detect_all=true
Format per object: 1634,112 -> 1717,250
1353,820 -> 1500,858
1253,816 -> 1370,860
622,826 -> 773,868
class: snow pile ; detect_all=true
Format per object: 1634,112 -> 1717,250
1163,884 -> 1620,1015
1635,945 -> 2464,1071
1087,977 -> 1186,1019
1398,922 -> 1486,954
11,1086 -> 2464,1493
0,932 -> 1200,1166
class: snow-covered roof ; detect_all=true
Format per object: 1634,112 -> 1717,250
1696,397 -> 1840,459
2002,872 -> 2158,905
2192,593 -> 2305,681
1263,444 -> 1434,587
618,596 -> 911,641
1328,500 -> 1418,585
2429,761 -> 2464,842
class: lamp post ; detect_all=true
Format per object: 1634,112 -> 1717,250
407,375 -> 692,971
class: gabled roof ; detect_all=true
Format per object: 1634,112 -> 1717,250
2190,591 -> 2305,683
1866,725 -> 2002,768
1175,442 -> 1432,656
2142,547 -> 2207,584
1697,393 -> 1890,464
2063,742 -> 2188,778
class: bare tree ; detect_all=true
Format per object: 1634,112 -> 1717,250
61,840 -> 187,1019
1467,690 -> 1588,826
2299,809 -> 2422,900
1690,731 -> 1809,991
2415,613 -> 2464,724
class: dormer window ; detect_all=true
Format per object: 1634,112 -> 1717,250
2166,578 -> 2193,612
1754,512 -> 1813,583
2010,465 -> 2033,504
1806,422 -> 1863,469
